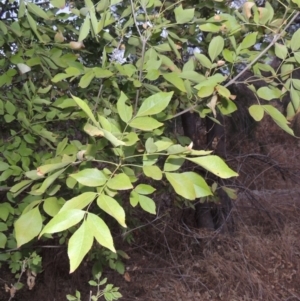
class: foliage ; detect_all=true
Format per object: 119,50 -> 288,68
0,0 -> 300,294
66,272 -> 122,301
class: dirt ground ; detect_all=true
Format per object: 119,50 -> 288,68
1,117 -> 300,301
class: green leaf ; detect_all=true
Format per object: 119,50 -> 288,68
70,169 -> 107,187
68,220 -> 93,273
27,12 -> 43,42
79,70 -> 95,88
174,5 -> 194,24
165,172 -> 196,200
93,67 -> 113,78
43,197 -> 62,217
130,191 -> 139,207
138,195 -> 156,214
249,105 -> 264,121
240,32 -> 257,49
0,162 -> 9,171
71,95 -> 99,126
27,2 -> 49,20
117,92 -> 132,123
275,43 -> 288,60
84,123 -> 104,137
107,173 -> 133,190
199,23 -> 220,33
51,0 -> 65,8
39,209 -> 85,237
102,129 -> 126,146
257,86 -> 282,101
14,207 -> 43,247
87,213 -> 115,252
164,155 -> 185,171
134,184 -> 156,195
187,156 -> 238,179
208,36 -> 224,62
97,194 -> 126,227
60,192 -> 97,212
37,161 -> 72,175
78,16 -> 90,42
194,53 -> 212,69
10,180 -> 32,194
163,73 -> 186,92
0,233 -> 7,248
143,165 -> 162,180
262,105 -> 294,135
129,117 -> 163,131
184,172 -> 212,198
5,101 -> 16,115
33,169 -> 65,195
136,92 -> 173,117
291,28 -> 300,51
52,73 -> 72,82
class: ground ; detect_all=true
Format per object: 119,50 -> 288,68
1,117 -> 300,301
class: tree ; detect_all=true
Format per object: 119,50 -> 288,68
0,0 -> 299,286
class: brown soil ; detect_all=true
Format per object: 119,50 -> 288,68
1,117 -> 300,301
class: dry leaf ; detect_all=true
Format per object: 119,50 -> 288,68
124,272 -> 131,282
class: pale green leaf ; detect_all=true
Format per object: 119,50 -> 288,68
194,53 -> 212,69
15,207 -> 42,247
107,173 -> 133,190
291,28 -> 300,51
130,191 -> 139,207
50,0 -> 65,8
97,194 -> 127,227
84,123 -> 104,137
249,105 -> 264,121
199,23 -> 221,33
208,36 -> 224,62
43,197 -> 62,217
240,32 -> 257,49
262,105 -> 294,135
275,43 -> 288,60
37,161 -> 72,175
163,73 -> 186,92
143,165 -> 162,180
117,92 -> 132,123
87,213 -> 115,252
0,233 -> 7,248
71,94 -> 99,126
129,117 -> 163,131
68,220 -> 93,273
39,209 -> 85,237
70,168 -> 107,187
60,192 -> 97,212
257,86 -> 282,101
164,155 -> 185,171
78,16 -> 90,42
138,195 -> 156,214
10,180 -> 32,193
136,92 -> 173,117
33,169 -> 65,195
134,184 -> 156,195
187,156 -> 238,179
165,172 -> 196,200
27,2 -> 49,19
174,5 -> 194,24
79,70 -> 95,88
184,172 -> 212,197
102,129 -> 126,146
